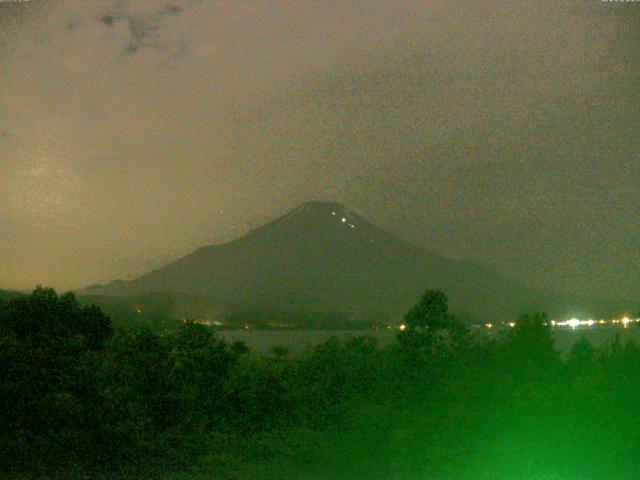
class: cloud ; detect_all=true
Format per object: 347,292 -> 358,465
97,1 -> 186,53
0,0 -> 638,297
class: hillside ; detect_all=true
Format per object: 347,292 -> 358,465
80,202 -> 634,323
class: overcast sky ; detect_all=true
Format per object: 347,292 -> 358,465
1,0 -> 638,300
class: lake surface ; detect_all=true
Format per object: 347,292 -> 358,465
219,325 -> 640,356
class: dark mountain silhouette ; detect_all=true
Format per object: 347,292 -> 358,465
80,201 -> 634,323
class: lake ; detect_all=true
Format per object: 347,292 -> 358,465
219,325 -> 640,356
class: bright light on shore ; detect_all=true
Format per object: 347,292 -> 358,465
482,316 -> 639,331
551,317 -> 639,329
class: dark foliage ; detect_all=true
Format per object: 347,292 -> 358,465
2,288 -> 640,479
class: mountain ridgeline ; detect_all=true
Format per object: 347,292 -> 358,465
80,201 -> 633,325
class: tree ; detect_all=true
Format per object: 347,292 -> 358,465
272,345 -> 290,360
569,335 -> 596,366
0,286 -> 112,349
505,312 -> 559,373
404,290 -> 453,331
0,288 -> 114,473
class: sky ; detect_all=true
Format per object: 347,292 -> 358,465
0,0 -> 638,300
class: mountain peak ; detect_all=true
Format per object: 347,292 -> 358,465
300,200 -> 346,210
291,201 -> 349,217
267,200 -> 367,234
80,201 -> 631,323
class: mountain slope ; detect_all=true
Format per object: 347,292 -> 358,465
80,202 -> 633,322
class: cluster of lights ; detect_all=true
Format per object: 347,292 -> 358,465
332,211 -> 356,229
553,317 -> 636,329
397,318 -> 638,332
479,316 -> 639,330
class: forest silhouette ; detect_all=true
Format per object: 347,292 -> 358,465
2,287 -> 640,479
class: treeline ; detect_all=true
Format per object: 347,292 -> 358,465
2,288 -> 640,479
